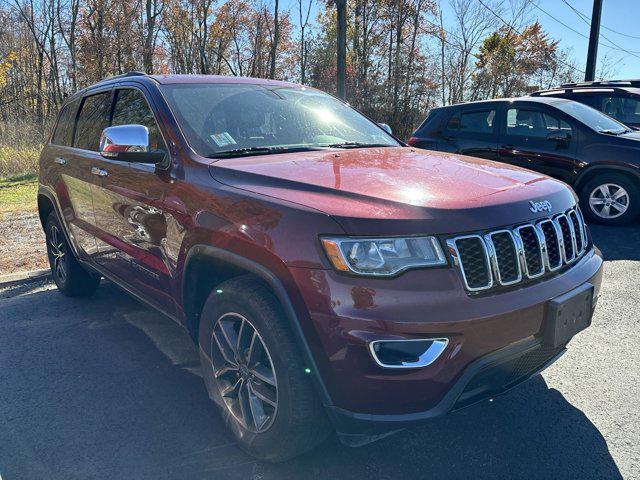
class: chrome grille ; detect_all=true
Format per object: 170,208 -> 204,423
515,225 -> 544,278
453,235 -> 492,291
539,220 -> 562,270
485,230 -> 521,285
448,207 -> 588,292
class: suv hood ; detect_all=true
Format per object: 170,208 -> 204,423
209,147 -> 576,235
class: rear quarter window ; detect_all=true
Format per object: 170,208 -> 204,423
51,99 -> 80,146
446,109 -> 496,134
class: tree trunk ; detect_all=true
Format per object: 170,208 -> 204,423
269,0 -> 280,79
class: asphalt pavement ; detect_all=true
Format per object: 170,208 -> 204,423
0,224 -> 638,480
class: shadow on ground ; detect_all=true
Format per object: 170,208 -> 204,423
589,222 -> 640,261
0,282 -> 623,480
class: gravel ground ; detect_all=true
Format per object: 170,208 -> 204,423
0,224 -> 638,479
0,211 -> 47,275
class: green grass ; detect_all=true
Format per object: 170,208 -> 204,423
0,173 -> 38,213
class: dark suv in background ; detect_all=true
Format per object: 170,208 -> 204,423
532,80 -> 640,129
39,73 -> 602,461
409,96 -> 640,225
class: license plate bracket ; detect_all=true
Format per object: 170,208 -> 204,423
544,283 -> 594,348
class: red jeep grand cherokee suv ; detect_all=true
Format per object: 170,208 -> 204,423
38,73 -> 603,461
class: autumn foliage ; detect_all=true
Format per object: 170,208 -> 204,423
0,0 -> 582,159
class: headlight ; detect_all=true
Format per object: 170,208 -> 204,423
320,236 -> 446,276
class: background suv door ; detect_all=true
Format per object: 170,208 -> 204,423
90,85 -> 175,315
436,106 -> 500,160
498,103 -> 578,183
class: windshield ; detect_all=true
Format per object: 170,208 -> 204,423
159,83 -> 400,157
553,100 -> 630,134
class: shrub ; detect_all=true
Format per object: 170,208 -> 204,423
0,122 -> 47,179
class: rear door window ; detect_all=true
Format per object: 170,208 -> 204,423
111,88 -> 165,151
446,109 -> 496,134
74,92 -> 112,151
52,99 -> 80,146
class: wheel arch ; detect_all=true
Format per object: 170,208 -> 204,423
181,244 -> 333,407
37,191 -> 56,229
574,164 -> 640,194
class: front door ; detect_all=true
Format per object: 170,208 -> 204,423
91,86 -> 175,314
498,104 -> 578,183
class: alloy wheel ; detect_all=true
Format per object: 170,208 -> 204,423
48,225 -> 67,282
588,183 -> 629,219
210,313 -> 278,433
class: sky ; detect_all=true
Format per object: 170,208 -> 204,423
438,0 -> 640,81
497,0 -> 640,80
286,0 -> 640,82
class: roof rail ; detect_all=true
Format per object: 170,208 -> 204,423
558,79 -> 640,88
73,71 -> 148,96
98,71 -> 147,83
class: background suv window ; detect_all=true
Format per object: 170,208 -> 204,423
447,110 -> 495,134
506,108 -> 570,137
598,95 -> 640,125
111,89 -> 164,151
51,99 -> 80,146
74,92 -> 112,151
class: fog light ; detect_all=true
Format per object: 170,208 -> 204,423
369,338 -> 448,369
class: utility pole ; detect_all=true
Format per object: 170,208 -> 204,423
585,0 -> 603,81
336,0 -> 347,99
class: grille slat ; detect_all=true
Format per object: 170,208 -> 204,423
516,225 -> 544,277
453,236 -> 492,290
556,215 -> 575,262
568,210 -> 584,253
449,208 -> 587,293
487,231 -> 521,285
539,220 -> 562,270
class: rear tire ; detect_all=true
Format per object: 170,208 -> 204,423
45,212 -> 101,297
198,276 -> 330,462
580,173 -> 640,225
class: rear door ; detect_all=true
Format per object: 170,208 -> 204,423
47,91 -> 113,258
90,85 -> 175,314
498,103 -> 578,183
437,106 -> 500,160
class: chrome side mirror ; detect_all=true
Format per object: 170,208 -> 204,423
378,123 -> 393,135
99,125 -> 163,163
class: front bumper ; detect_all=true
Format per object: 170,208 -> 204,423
327,336 -> 566,435
288,247 -> 603,433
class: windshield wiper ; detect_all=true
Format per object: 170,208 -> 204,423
599,129 -> 629,136
324,141 -> 394,149
207,145 -> 326,159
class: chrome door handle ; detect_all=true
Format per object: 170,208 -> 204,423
54,157 -> 67,165
91,167 -> 108,177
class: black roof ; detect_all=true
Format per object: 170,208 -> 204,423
531,79 -> 640,96
441,96 -> 573,108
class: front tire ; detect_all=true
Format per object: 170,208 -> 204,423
45,212 -> 101,297
580,173 -> 640,225
198,276 -> 330,462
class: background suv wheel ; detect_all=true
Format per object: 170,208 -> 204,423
45,212 -> 101,297
580,173 -> 640,225
198,276 -> 330,462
